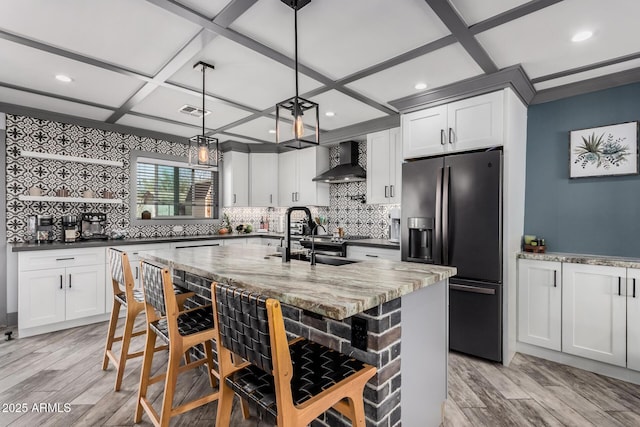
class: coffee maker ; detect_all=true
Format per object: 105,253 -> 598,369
61,215 -> 80,243
389,207 -> 401,243
28,214 -> 56,243
79,213 -> 108,240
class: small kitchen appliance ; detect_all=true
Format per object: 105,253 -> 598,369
61,215 -> 80,243
35,215 -> 56,243
389,207 -> 401,243
79,213 -> 109,240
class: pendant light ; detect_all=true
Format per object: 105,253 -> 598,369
189,61 -> 219,167
275,0 -> 319,149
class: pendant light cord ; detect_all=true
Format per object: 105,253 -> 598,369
201,64 -> 205,135
294,4 -> 299,99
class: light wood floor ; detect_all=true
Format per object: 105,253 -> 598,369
1,321 -> 640,426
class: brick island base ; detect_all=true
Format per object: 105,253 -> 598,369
177,270 -> 448,427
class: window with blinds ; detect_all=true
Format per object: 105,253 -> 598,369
135,159 -> 219,220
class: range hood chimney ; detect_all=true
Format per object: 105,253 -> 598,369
312,141 -> 366,183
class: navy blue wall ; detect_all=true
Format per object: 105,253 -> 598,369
525,82 -> 640,257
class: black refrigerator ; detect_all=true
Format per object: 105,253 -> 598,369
401,149 -> 503,362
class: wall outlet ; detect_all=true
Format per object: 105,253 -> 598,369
351,316 -> 368,351
172,225 -> 184,233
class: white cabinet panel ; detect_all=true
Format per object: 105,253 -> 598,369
346,246 -> 400,261
367,127 -> 402,204
278,147 -> 329,207
278,150 -> 297,207
628,268 -> 640,371
517,259 -> 562,351
65,264 -> 106,321
19,268 -> 66,329
402,90 -> 504,160
250,152 -> 278,207
562,263 -> 627,367
224,238 -> 248,245
223,151 -> 249,207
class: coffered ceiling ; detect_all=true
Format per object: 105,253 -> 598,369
1,0 -> 639,145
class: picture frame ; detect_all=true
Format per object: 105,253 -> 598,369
569,121 -> 639,178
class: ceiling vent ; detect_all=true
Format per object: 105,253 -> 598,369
179,104 -> 211,118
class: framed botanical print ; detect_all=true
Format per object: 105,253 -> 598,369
569,121 -> 639,178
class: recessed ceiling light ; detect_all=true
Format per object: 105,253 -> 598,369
572,31 -> 593,42
268,129 -> 276,134
414,82 -> 427,90
325,111 -> 335,117
55,74 -> 73,83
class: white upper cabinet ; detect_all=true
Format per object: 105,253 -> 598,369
222,151 -> 249,207
367,127 -> 402,204
250,152 -> 278,207
517,259 -> 562,351
562,263 -> 627,367
402,90 -> 504,159
628,268 -> 640,371
278,146 -> 329,207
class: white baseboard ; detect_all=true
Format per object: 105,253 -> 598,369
18,313 -> 110,338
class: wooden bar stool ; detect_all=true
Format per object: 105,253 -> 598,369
211,282 -> 377,427
102,248 -> 150,391
102,249 -> 193,391
135,260 -> 219,427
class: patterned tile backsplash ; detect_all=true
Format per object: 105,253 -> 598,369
5,115 -> 397,242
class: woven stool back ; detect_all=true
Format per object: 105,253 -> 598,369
214,283 -> 273,373
107,248 -> 126,288
141,261 -> 167,316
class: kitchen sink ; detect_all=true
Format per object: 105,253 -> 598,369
265,252 -> 360,266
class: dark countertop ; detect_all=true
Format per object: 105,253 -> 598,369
10,232 -> 284,252
346,238 -> 400,250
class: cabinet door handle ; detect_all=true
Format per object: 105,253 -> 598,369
390,185 -> 395,198
56,257 -> 75,261
553,270 -> 557,287
634,278 -> 636,298
69,274 -> 72,289
296,192 -> 299,202
135,266 -> 139,280
365,254 -> 379,258
233,194 -> 237,204
384,186 -> 389,197
440,129 -> 445,145
60,275 -> 63,289
619,277 -> 622,296
292,192 -> 295,202
449,127 -> 454,144
270,194 -> 273,204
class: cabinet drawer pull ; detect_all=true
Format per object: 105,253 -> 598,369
619,277 -> 622,296
56,257 -> 75,261
69,274 -> 72,289
60,275 -> 63,289
553,270 -> 557,287
449,127 -> 454,144
132,252 -> 139,255
365,254 -> 379,258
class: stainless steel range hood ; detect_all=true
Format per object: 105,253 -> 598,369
312,141 -> 366,183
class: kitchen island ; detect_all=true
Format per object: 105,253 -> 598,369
139,244 -> 456,427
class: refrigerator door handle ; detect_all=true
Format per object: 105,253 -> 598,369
434,167 -> 443,265
450,283 -> 496,295
442,166 -> 450,265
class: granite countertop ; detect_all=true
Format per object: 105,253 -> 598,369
346,238 -> 400,249
138,244 -> 456,320
518,251 -> 640,268
10,232 -> 284,252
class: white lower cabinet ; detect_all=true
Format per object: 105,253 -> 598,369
517,259 -> 562,351
627,268 -> 640,371
346,246 -> 400,261
18,248 -> 106,333
562,263 -> 627,367
108,243 -> 170,289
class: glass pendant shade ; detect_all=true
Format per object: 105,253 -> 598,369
190,134 -> 218,167
276,95 -> 319,149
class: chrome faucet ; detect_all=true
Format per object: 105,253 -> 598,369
282,206 -> 313,263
